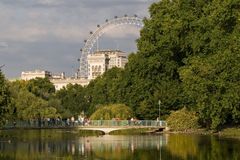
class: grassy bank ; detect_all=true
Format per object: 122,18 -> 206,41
167,126 -> 240,139
218,127 -> 240,138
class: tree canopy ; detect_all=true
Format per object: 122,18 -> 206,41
90,104 -> 134,120
27,77 -> 55,100
85,0 -> 240,129
0,71 -> 11,126
55,84 -> 88,118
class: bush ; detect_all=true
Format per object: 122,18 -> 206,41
166,107 -> 200,131
90,104 -> 134,120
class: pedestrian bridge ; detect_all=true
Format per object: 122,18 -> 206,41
78,120 -> 167,134
3,120 -> 167,134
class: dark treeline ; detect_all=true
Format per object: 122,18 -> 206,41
0,0 -> 240,130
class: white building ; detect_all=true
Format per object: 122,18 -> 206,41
87,52 -> 109,80
51,72 -> 66,79
50,78 -> 89,90
20,70 -> 90,90
21,70 -> 51,80
108,51 -> 128,69
87,50 -> 128,80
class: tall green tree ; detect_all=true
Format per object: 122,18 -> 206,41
180,51 -> 240,129
176,0 -> 240,129
121,0 -> 240,121
90,104 -> 134,120
14,89 -> 59,120
0,71 -> 11,126
85,67 -> 126,114
8,79 -> 59,120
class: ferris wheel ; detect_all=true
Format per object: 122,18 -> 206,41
79,15 -> 144,78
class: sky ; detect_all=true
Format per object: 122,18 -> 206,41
0,0 -> 156,79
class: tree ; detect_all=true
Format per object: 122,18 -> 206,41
90,104 -> 134,120
56,84 -> 88,117
173,0 -> 240,129
0,71 -> 11,126
15,89 -> 59,120
166,107 -> 200,131
179,50 -> 240,129
8,80 -> 28,119
84,67 -> 126,114
26,78 -> 55,100
8,80 -> 59,120
121,0 -> 240,122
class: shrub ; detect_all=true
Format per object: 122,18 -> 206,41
166,107 -> 200,131
90,104 -> 134,120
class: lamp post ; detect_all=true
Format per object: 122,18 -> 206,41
158,100 -> 161,121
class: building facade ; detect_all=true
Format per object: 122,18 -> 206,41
87,50 -> 128,80
50,78 -> 89,90
20,70 -> 90,90
108,50 -> 128,69
87,52 -> 109,80
21,70 -> 51,80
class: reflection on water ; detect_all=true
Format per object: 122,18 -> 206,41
77,135 -> 168,160
0,129 -> 240,160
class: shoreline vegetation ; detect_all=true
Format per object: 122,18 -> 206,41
76,127 -> 240,139
111,127 -> 240,139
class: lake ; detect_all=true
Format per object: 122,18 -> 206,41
0,129 -> 239,160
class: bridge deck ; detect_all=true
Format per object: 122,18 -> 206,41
78,125 -> 166,134
3,120 -> 167,134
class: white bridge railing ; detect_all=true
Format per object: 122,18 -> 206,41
82,120 -> 167,127
3,120 -> 167,129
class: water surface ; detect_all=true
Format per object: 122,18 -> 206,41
0,129 -> 239,160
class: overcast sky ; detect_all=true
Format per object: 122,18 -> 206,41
0,0 -> 156,79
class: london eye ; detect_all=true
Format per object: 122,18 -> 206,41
79,15 -> 144,78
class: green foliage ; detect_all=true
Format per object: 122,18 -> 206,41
78,0 -> 240,124
0,71 -> 11,126
166,107 -> 200,131
26,78 -> 55,100
9,79 -> 59,120
220,127 -> 240,137
56,84 -> 88,117
85,67 -> 125,114
179,51 -> 240,129
90,104 -> 133,120
126,0 -> 240,128
7,80 -> 27,120
15,90 -> 59,119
